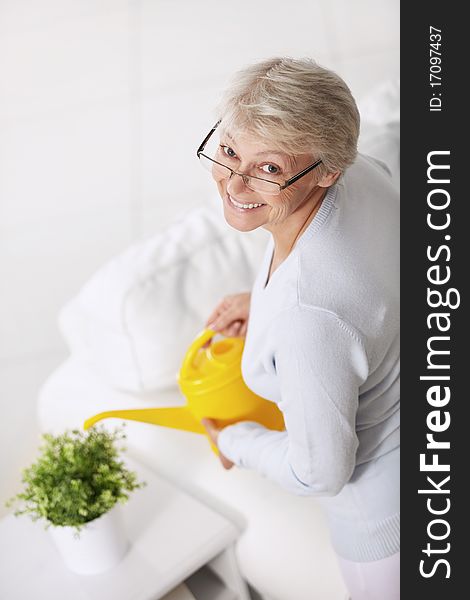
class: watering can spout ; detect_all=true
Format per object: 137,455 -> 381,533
83,407 -> 206,433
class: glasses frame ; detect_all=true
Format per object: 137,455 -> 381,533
196,120 -> 323,194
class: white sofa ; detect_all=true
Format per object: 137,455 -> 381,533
37,82 -> 399,600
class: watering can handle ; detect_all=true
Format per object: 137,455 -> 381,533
180,328 -> 216,374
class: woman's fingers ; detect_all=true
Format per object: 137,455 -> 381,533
208,307 -> 242,332
209,318 -> 246,337
205,304 -> 226,327
206,293 -> 251,333
232,321 -> 243,334
200,418 -> 234,470
224,321 -> 242,337
219,453 -> 234,470
200,418 -> 220,442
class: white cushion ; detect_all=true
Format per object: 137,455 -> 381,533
58,205 -> 268,393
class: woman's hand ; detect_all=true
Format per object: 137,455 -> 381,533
201,418 -> 234,470
205,292 -> 251,337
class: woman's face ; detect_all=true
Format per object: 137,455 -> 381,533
212,130 -> 328,233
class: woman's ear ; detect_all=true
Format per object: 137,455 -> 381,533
317,170 -> 341,187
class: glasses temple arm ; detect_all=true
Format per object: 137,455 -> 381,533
282,159 -> 323,188
196,120 -> 221,157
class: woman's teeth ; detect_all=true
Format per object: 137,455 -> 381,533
228,195 -> 265,210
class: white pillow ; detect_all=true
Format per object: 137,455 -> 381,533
58,205 -> 268,392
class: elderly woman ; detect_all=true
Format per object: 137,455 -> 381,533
199,58 -> 399,600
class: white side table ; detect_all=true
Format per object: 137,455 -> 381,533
0,456 -> 250,600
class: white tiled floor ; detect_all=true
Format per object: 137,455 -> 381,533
0,0 -> 399,509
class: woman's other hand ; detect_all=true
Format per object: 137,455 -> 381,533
205,292 -> 251,337
201,418 -> 234,470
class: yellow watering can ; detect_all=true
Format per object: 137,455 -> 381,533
84,329 -> 285,452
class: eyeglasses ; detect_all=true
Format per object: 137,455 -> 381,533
196,120 -> 322,196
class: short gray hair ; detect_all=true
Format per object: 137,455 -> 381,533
216,57 -> 360,176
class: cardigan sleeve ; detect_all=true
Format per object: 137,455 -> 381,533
218,306 -> 369,496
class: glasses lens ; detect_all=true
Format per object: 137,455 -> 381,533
245,177 -> 281,195
199,154 -> 232,178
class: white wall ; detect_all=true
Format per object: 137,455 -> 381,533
0,0 -> 399,514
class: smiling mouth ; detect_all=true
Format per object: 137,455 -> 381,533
227,194 -> 267,211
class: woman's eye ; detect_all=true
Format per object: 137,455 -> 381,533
221,145 -> 237,159
261,164 -> 280,175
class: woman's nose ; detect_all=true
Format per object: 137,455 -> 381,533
226,172 -> 249,196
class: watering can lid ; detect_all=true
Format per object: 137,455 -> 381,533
178,329 -> 245,391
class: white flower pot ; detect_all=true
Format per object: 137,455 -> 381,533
48,504 -> 129,575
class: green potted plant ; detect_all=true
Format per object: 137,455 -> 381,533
5,426 -> 145,574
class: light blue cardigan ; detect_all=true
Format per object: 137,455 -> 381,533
218,154 -> 400,562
